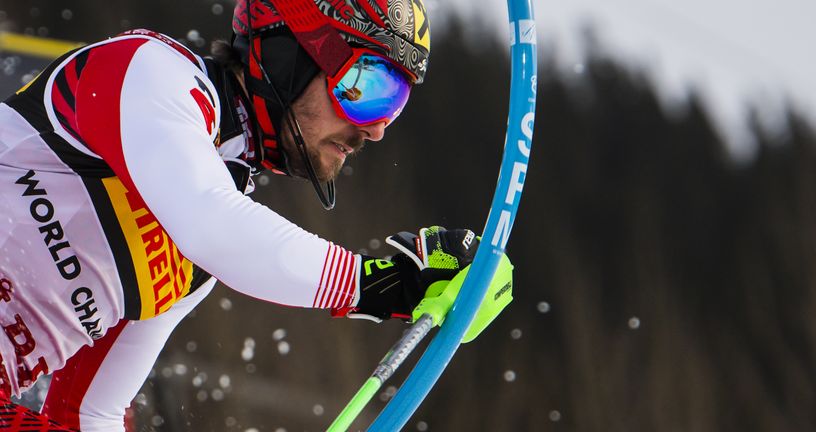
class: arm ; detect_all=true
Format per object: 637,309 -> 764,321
72,38 -> 479,320
42,279 -> 216,432
73,38 -> 354,309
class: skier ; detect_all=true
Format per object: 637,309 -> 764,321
0,0 -> 482,430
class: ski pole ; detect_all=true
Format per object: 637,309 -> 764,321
327,314 -> 435,432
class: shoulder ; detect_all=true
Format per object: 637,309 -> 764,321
119,29 -> 203,66
74,31 -> 220,140
83,30 -> 211,93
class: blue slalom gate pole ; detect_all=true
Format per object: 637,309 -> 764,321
368,0 -> 538,430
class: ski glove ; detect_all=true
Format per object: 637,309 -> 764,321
332,226 -> 479,322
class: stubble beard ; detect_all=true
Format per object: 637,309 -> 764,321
279,131 -> 356,182
278,105 -> 364,182
278,78 -> 364,183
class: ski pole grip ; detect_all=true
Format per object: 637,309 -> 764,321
373,314 -> 434,382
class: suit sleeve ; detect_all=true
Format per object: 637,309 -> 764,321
73,38 -> 359,310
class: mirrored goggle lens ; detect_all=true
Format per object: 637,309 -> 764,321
332,54 -> 411,125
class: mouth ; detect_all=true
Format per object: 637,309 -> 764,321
331,141 -> 353,157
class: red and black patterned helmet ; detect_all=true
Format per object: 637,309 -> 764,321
232,0 -> 430,84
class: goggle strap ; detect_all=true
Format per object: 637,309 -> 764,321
266,0 -> 352,77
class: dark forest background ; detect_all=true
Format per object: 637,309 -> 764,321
3,1 -> 816,431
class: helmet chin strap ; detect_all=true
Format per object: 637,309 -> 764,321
280,104 -> 337,210
245,4 -> 336,210
244,74 -> 336,210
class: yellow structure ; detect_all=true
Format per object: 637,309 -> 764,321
0,32 -> 83,59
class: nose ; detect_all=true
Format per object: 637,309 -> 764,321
358,121 -> 387,142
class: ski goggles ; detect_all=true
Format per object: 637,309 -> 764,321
327,49 -> 413,127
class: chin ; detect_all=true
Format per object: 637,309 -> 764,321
318,168 -> 341,183
318,159 -> 344,182
292,170 -> 333,183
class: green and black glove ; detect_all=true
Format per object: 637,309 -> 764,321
331,226 -> 478,322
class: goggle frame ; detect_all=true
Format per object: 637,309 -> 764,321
326,48 -> 414,127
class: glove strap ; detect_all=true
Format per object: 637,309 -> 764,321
331,255 -> 421,321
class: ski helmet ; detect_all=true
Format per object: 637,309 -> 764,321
233,0 -> 430,84
231,0 -> 431,209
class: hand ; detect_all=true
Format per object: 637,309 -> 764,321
386,226 -> 479,297
390,226 -> 513,343
387,226 -> 478,272
334,226 -> 479,322
412,253 -> 514,343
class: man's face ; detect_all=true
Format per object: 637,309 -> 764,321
279,72 -> 387,182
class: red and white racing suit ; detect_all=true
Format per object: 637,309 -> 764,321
0,30 -> 361,431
